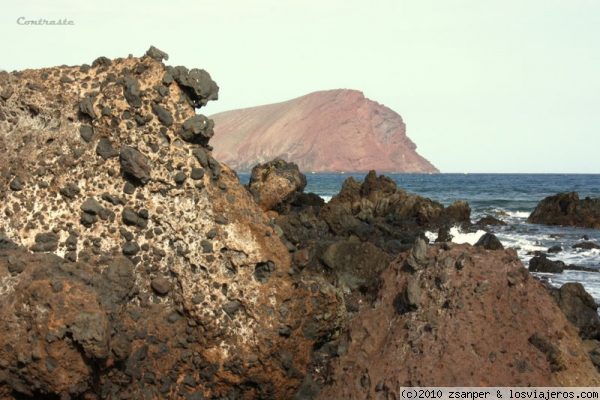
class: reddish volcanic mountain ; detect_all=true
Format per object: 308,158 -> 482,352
210,89 -> 438,172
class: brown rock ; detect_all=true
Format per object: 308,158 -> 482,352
0,51 -> 345,399
150,277 -> 171,295
248,158 -> 307,211
318,245 -> 600,398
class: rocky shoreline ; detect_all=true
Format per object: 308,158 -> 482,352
1,48 -> 600,399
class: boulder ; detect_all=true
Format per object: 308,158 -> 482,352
248,158 -> 307,211
474,232 -> 504,250
528,192 -> 600,229
529,255 -> 565,273
552,283 -> 600,340
573,241 -> 600,250
145,45 -> 169,62
548,245 -> 563,253
180,114 -> 215,145
476,215 -> 507,226
166,65 -> 219,108
0,51 -> 345,399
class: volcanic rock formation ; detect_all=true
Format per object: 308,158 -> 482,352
317,243 -> 600,398
210,89 -> 438,173
0,49 -> 345,399
528,192 -> 600,229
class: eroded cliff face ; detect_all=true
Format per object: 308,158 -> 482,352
0,50 -> 345,399
210,89 -> 439,173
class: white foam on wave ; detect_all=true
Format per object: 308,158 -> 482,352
424,226 -> 486,245
320,195 -> 332,203
424,230 -> 437,242
449,226 -> 487,245
505,210 -> 531,219
495,233 -> 546,253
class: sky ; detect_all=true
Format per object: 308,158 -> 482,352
1,0 -> 599,173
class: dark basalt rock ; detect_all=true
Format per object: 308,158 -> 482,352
529,254 -> 565,273
101,193 -> 124,206
122,241 -> 140,256
254,261 -> 276,283
180,115 -> 214,145
200,240 -> 213,253
120,146 -> 151,184
548,245 -> 563,253
9,176 -> 23,191
167,65 -> 219,108
528,192 -> 600,229
92,56 -> 111,68
223,300 -> 242,317
80,212 -> 97,227
552,283 -> 600,340
174,171 -> 187,185
79,95 -> 97,119
474,232 -> 504,250
96,137 -> 119,160
123,181 -> 136,194
476,215 -> 507,226
573,241 -> 600,250
0,234 -> 18,250
151,103 -> 173,127
123,76 -> 142,108
80,197 -> 103,215
151,277 -> 171,295
191,167 -> 204,180
393,278 -> 420,315
122,207 -> 140,226
145,46 -> 169,62
31,232 -> 59,252
79,124 -> 94,142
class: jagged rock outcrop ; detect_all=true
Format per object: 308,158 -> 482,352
210,89 -> 439,173
316,243 -> 600,398
0,49 -> 345,399
528,192 -> 600,229
259,163 -> 471,309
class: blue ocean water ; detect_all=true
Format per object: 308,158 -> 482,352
239,173 -> 600,300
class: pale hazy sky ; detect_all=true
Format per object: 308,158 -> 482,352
2,0 -> 599,173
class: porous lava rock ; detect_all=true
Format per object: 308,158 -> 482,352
0,48 -> 345,399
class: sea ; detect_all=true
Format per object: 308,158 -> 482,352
239,173 -> 600,302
